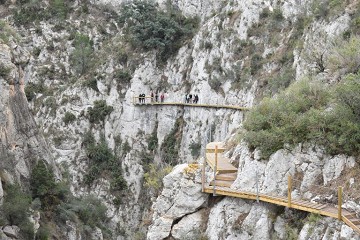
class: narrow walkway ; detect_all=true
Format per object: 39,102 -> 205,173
202,142 -> 360,235
132,97 -> 248,111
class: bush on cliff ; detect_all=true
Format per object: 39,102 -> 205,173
118,0 -> 199,64
242,75 -> 360,159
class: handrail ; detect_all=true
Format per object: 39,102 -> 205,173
132,97 -> 249,111
202,141 -> 360,235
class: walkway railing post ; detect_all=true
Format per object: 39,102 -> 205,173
338,186 -> 343,220
213,145 -> 218,196
288,175 -> 292,208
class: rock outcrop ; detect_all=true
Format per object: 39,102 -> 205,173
0,0 -> 359,239
147,164 -> 208,239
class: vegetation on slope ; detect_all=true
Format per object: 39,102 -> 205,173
242,74 -> 360,159
118,0 -> 199,64
0,160 -> 110,239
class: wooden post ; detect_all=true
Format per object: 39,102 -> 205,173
288,175 -> 292,208
338,186 -> 343,220
213,145 -> 218,196
202,155 -> 206,192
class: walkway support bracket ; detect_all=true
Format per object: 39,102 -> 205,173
288,175 -> 292,208
338,186 -> 342,220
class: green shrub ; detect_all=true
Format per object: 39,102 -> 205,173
147,122 -> 158,152
87,100 -> 113,124
30,161 -> 58,209
0,20 -> 18,44
71,33 -> 93,75
250,54 -> 263,75
242,75 -> 360,158
118,0 -> 199,64
63,112 -> 76,125
1,184 -> 34,239
110,174 -> 127,192
57,196 -> 108,228
86,138 -> 114,163
49,0 -> 70,20
82,133 -> 127,190
160,118 -> 183,165
143,163 -> 172,192
25,82 -> 45,101
36,224 -> 50,240
13,1 -> 49,26
267,68 -> 295,94
242,79 -> 330,158
329,36 -> 360,74
0,63 -> 10,78
208,76 -> 223,92
83,78 -> 99,92
114,69 -> 132,84
122,140 -> 131,155
259,7 -> 271,19
44,97 -> 58,116
189,142 -> 201,158
272,8 -> 284,21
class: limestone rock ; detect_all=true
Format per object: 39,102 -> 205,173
261,149 -> 296,195
206,198 -> 252,240
147,164 -> 208,239
147,217 -> 173,240
0,231 -> 12,240
91,227 -> 103,240
323,155 -> 355,185
171,209 -> 207,240
3,226 -> 20,239
273,216 -> 286,239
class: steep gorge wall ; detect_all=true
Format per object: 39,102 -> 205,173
0,0 -> 359,239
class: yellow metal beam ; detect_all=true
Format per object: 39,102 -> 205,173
133,100 -> 249,111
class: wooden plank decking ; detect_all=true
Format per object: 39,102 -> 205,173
133,100 -> 248,111
204,141 -> 360,235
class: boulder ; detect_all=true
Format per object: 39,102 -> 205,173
171,209 -> 207,239
3,226 -> 20,239
147,164 -> 208,239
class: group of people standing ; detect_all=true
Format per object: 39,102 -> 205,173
151,91 -> 165,103
185,93 -> 199,104
138,92 -> 199,104
138,91 -> 165,104
138,93 -> 146,103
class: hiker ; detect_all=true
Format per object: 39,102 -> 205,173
142,93 -> 146,103
160,93 -> 165,103
150,91 -> 154,102
194,94 -> 199,104
189,93 -> 192,103
138,94 -> 141,103
185,94 -> 188,103
155,92 -> 159,102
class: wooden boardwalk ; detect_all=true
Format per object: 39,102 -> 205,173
203,142 -> 360,235
132,97 -> 249,111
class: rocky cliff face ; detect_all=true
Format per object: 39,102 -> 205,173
147,144 -> 360,239
0,0 -> 360,239
0,42 -> 58,188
